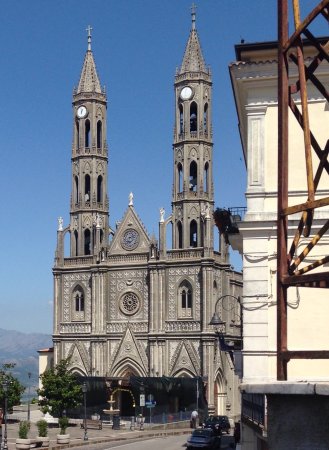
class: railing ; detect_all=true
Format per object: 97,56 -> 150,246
242,393 -> 265,427
63,256 -> 93,266
60,323 -> 91,334
167,248 -> 203,260
107,253 -> 148,264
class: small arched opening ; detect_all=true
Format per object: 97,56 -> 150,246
177,221 -> 183,249
179,104 -> 184,134
189,161 -> 198,192
97,120 -> 102,149
84,229 -> 91,255
190,220 -> 198,247
85,119 -> 90,147
74,176 -> 79,203
204,162 -> 209,193
84,174 -> 91,202
203,103 -> 208,134
177,163 -> 183,193
97,175 -> 103,203
190,102 -> 198,133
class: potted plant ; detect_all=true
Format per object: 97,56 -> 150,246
57,416 -> 70,444
36,419 -> 49,447
16,420 -> 32,449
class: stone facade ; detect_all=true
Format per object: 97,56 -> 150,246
52,14 -> 242,417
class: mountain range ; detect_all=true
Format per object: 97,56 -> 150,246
0,328 -> 52,400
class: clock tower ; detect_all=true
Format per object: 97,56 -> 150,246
70,26 -> 109,257
172,5 -> 213,251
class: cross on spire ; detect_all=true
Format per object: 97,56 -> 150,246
86,25 -> 92,51
191,3 -> 197,30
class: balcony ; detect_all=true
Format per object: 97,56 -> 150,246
213,207 -> 246,254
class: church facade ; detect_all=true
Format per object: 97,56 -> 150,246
52,12 -> 242,417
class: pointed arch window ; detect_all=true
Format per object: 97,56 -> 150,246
97,175 -> 103,203
179,104 -> 184,135
84,174 -> 90,203
72,285 -> 85,321
177,221 -> 183,249
85,119 -> 90,148
204,162 -> 209,193
190,102 -> 198,133
74,176 -> 79,204
84,229 -> 91,255
190,220 -> 198,247
76,121 -> 80,149
178,281 -> 193,318
75,291 -> 84,312
177,163 -> 183,193
74,230 -> 78,256
189,161 -> 198,192
203,103 -> 208,134
97,120 -> 102,149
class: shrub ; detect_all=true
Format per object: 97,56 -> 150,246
36,419 -> 48,437
18,420 -> 30,439
58,416 -> 69,435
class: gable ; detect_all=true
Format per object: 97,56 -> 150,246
109,206 -> 150,255
108,324 -> 148,376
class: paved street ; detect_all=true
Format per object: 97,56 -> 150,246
1,419 -> 191,450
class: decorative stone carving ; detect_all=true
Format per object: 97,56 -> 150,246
165,321 -> 200,332
108,325 -> 148,376
168,267 -> 200,320
63,273 -> 91,323
108,270 -> 148,320
107,322 -> 148,333
119,292 -> 140,315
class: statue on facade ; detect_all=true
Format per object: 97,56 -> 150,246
58,217 -> 64,231
129,192 -> 134,206
160,207 -> 165,223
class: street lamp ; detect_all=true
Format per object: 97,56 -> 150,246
81,382 -> 88,441
2,379 -> 9,450
27,372 -> 31,422
209,295 -> 242,366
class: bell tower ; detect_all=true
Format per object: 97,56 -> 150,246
172,6 -> 214,250
70,26 -> 109,257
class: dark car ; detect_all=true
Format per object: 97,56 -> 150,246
186,428 -> 220,449
202,415 -> 231,435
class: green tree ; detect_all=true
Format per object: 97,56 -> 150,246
37,358 -> 82,417
0,363 -> 25,411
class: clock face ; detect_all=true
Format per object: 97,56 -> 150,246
77,106 -> 87,118
121,229 -> 140,251
180,86 -> 193,101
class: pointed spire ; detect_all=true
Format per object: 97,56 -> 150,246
76,25 -> 102,94
179,4 -> 206,74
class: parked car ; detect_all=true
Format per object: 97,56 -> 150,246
202,415 -> 231,435
186,428 -> 220,449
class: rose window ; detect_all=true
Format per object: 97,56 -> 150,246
120,292 -> 140,315
121,229 -> 139,251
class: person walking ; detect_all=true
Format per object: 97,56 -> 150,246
191,409 -> 198,429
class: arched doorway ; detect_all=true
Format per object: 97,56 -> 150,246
215,370 -> 227,415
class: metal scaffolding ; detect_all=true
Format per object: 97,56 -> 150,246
277,0 -> 329,379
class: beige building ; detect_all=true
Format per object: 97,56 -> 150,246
50,13 -> 242,418
230,39 -> 329,449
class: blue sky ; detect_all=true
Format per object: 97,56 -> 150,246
0,0 -> 322,334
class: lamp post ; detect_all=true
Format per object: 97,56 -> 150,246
209,295 -> 243,366
27,372 -> 31,422
82,382 -> 88,441
2,379 -> 9,450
